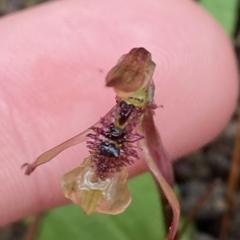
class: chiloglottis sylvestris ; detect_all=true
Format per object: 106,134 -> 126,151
22,47 -> 180,240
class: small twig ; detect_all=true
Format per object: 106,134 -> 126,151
176,179 -> 220,240
22,213 -> 44,240
220,108 -> 240,240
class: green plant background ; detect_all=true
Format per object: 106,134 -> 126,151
37,1 -> 237,239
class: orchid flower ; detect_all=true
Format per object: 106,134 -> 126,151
23,47 -> 180,240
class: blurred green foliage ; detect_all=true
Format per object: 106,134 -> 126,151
200,0 -> 238,36
38,174 -> 190,240
37,1 -> 237,240
38,174 -> 165,240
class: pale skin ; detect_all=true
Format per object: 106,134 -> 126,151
0,0 -> 238,227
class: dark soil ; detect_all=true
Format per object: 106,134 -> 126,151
0,222 -> 26,240
0,0 -> 48,16
174,120 -> 237,240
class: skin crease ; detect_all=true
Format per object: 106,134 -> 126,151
0,0 -> 238,226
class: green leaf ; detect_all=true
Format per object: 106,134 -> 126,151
200,0 -> 238,36
38,174 -> 191,240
